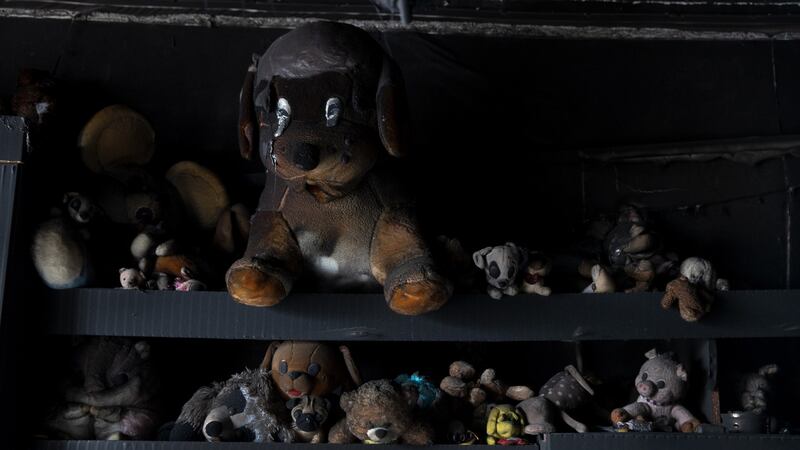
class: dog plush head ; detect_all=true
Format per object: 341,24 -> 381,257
261,341 -> 361,400
238,21 -> 410,203
473,243 -> 528,290
289,395 -> 331,433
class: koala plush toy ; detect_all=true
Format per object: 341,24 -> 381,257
228,21 -> 451,315
473,243 -> 528,299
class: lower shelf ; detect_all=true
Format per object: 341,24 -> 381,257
31,434 -> 800,450
541,432 -> 800,450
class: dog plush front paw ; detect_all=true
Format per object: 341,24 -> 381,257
386,271 -> 451,315
226,257 -> 290,307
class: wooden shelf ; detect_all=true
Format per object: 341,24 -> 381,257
44,288 -> 800,341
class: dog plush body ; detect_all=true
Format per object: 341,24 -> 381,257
226,21 -> 451,315
328,379 -> 434,445
610,350 -> 700,432
473,243 -> 528,299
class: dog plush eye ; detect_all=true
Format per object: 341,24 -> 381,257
70,198 -> 81,211
656,380 -> 666,388
488,261 -> 500,279
325,97 -> 342,127
508,266 -> 516,278
279,360 -> 288,374
274,98 -> 291,138
307,362 -> 320,377
641,372 -> 648,380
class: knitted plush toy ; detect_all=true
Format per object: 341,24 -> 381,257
610,350 -> 700,432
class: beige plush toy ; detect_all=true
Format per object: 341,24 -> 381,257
661,257 -> 728,322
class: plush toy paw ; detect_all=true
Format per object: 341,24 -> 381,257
387,277 -> 450,316
679,419 -> 700,433
610,408 -> 631,424
226,257 -> 289,307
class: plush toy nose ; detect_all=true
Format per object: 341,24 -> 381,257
497,280 -> 509,288
637,380 -> 656,398
290,143 -> 320,171
296,413 -> 319,432
288,371 -> 304,380
205,421 -> 223,438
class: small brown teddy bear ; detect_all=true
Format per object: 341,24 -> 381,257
327,379 -> 434,445
261,341 -> 361,400
610,349 -> 700,432
661,257 -> 728,322
520,252 -> 552,296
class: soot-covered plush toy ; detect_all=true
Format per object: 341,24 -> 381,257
261,341 -> 361,400
289,395 -> 332,443
610,349 -> 700,432
32,192 -> 100,289
168,368 -> 293,442
44,337 -> 160,440
661,257 -> 728,322
327,379 -> 434,444
740,364 -> 779,415
473,243 -> 528,299
227,21 -> 451,315
517,365 -> 595,435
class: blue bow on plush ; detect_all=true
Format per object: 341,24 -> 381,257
394,372 -> 442,409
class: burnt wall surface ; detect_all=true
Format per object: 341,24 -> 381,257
2,18 -> 800,289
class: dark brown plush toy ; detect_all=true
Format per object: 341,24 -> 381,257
327,379 -> 434,445
261,341 -> 361,400
227,21 -> 452,315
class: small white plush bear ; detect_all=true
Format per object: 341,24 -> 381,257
119,268 -> 146,289
473,243 -> 528,299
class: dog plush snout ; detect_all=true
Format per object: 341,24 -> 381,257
296,413 -> 319,432
290,142 -> 320,171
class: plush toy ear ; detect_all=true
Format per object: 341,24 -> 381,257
321,397 -> 332,412
286,398 -> 301,410
644,348 -> 658,360
63,192 -> 78,205
759,364 -> 779,377
340,390 -> 356,413
119,267 -> 126,274
473,247 -> 492,269
261,341 -> 281,369
676,364 -> 688,382
238,57 -> 259,161
376,57 -> 410,158
339,345 -> 362,386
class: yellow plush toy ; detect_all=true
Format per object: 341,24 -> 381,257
485,405 -> 526,445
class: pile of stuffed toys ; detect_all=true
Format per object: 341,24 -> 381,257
39,339 -> 786,442
25,21 -> 729,323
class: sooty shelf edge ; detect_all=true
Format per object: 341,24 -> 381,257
43,288 -> 800,341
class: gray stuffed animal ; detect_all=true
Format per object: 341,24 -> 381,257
610,349 -> 700,432
741,364 -> 779,415
517,365 -> 594,435
473,243 -> 528,299
169,368 -> 293,442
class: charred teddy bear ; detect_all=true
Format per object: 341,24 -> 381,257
44,337 -> 160,440
227,21 -> 451,315
661,257 -> 728,322
610,349 -> 700,432
473,243 -> 527,299
328,379 -> 434,445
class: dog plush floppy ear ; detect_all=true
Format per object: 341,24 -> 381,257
238,57 -> 259,161
376,57 -> 410,158
473,247 -> 493,269
260,341 -> 281,369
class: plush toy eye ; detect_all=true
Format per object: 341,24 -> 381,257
70,198 -> 81,211
325,97 -> 342,127
656,380 -> 666,388
508,266 -> 516,278
292,409 -> 302,420
274,98 -> 291,138
488,261 -> 500,279
307,363 -> 320,377
641,372 -> 648,380
279,360 -> 288,374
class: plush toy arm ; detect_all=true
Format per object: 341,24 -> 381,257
611,402 -> 650,423
339,345 -> 362,386
226,210 -> 302,307
327,418 -> 357,444
671,405 -> 700,432
370,207 -> 451,315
